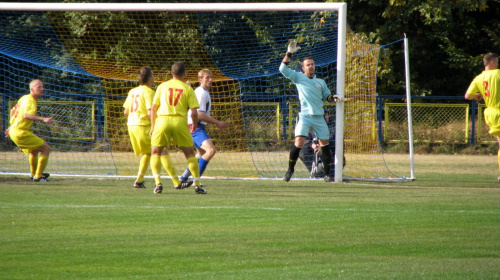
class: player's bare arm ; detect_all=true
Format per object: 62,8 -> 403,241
190,108 -> 199,133
24,113 -> 52,124
150,104 -> 158,136
197,111 -> 227,129
465,92 -> 482,101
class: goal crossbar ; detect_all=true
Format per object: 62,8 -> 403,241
0,2 -> 345,12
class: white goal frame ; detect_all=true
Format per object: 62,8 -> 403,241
0,2 -> 347,182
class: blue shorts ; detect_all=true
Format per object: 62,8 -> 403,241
295,114 -> 329,140
191,123 -> 210,149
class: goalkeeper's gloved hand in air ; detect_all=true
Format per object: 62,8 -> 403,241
287,40 -> 301,54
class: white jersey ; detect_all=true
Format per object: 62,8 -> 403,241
187,86 -> 211,125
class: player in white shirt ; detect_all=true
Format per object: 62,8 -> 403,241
179,69 -> 227,183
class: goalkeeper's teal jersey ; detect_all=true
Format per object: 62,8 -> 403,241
279,62 -> 331,116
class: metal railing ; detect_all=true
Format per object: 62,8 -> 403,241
377,95 -> 491,144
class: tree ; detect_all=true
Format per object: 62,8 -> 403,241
341,0 -> 500,97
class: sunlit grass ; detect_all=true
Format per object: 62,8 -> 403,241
0,154 -> 499,279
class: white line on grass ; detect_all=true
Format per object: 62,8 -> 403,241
0,203 -> 495,214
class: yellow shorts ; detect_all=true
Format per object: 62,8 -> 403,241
485,107 -> 500,137
9,128 -> 44,155
127,125 -> 151,156
151,116 -> 193,148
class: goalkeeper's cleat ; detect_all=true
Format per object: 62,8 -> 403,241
175,180 -> 194,190
283,170 -> 293,182
498,176 -> 500,183
30,173 -> 50,181
153,183 -> 163,194
324,175 -> 334,182
134,181 -> 146,189
33,177 -> 49,182
194,185 -> 207,194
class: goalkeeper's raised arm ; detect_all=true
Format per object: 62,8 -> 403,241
278,40 -> 337,183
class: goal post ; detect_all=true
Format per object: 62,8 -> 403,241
0,2 -> 408,182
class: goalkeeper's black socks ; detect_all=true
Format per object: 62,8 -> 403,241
321,144 -> 333,175
288,145 -> 301,172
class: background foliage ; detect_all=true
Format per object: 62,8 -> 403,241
342,0 -> 500,97
7,0 -> 499,98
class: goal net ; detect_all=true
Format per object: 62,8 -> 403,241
0,3 -> 408,181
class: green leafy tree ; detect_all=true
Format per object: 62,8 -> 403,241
340,0 -> 500,97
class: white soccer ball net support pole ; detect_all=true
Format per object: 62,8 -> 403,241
404,34 -> 416,180
0,2 -> 347,181
334,6 -> 346,183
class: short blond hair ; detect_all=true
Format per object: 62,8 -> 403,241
29,79 -> 43,90
198,69 -> 212,79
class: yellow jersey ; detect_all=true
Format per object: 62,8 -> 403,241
466,69 -> 500,109
10,94 -> 37,131
153,79 -> 199,119
123,85 -> 154,126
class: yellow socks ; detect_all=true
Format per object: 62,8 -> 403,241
34,154 -> 48,179
29,154 -> 38,178
187,156 -> 201,186
150,155 -> 162,185
161,155 -> 181,186
137,154 -> 151,182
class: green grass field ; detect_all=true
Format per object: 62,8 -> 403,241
1,154 -> 499,279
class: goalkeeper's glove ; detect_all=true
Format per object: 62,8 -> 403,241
327,94 -> 343,103
287,40 -> 301,54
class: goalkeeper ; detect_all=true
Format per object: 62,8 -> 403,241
279,40 -> 340,182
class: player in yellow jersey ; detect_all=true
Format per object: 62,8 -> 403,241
465,52 -> 500,183
150,62 -> 206,194
5,79 -> 52,182
123,66 -> 156,189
